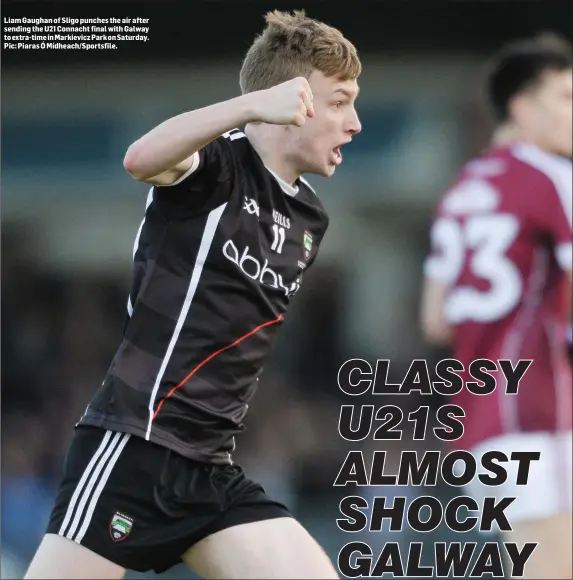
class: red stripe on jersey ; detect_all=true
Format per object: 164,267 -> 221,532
152,314 -> 284,421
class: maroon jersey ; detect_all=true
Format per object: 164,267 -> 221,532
425,143 -> 572,450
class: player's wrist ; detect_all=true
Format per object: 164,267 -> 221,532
237,91 -> 266,124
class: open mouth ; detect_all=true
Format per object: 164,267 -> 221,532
332,146 -> 343,165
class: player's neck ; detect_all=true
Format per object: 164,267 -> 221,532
244,124 -> 300,186
491,124 -> 539,150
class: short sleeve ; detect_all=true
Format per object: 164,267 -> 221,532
423,202 -> 464,284
153,134 -> 237,218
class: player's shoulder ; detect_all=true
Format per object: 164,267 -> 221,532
460,143 -> 571,185
208,128 -> 254,168
218,128 -> 271,175
437,144 -> 571,217
298,176 -> 329,228
435,154 -> 504,217
509,143 -> 572,189
217,128 -> 249,155
213,128 -> 269,182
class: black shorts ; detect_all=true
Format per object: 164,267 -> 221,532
47,426 -> 291,573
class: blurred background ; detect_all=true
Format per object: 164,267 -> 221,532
2,1 -> 572,578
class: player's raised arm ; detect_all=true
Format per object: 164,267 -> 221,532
123,96 -> 257,185
123,77 -> 314,186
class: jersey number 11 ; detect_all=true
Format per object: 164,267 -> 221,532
271,224 -> 286,254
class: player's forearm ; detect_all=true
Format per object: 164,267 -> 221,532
123,94 -> 259,181
420,277 -> 454,346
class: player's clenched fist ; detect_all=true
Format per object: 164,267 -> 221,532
250,77 -> 314,126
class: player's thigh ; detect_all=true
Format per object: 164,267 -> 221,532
466,431 -> 572,523
465,432 -> 572,579
25,533 -> 125,580
182,517 -> 339,579
502,513 -> 572,579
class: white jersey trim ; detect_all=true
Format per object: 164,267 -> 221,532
158,130 -> 246,189
299,176 -> 317,195
58,430 -> 130,544
556,243 -> 572,272
127,188 -> 155,317
145,202 -> 228,439
423,218 -> 463,284
224,129 -> 246,142
157,151 -> 201,187
266,166 -> 299,197
423,254 -> 457,283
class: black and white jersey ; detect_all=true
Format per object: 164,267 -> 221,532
80,129 -> 329,464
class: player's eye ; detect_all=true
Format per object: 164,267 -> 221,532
333,101 -> 344,109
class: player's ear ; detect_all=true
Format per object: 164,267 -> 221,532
509,93 -> 533,126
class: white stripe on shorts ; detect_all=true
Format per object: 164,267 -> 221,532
58,430 -> 131,543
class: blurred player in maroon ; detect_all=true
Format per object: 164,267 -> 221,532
421,34 -> 572,579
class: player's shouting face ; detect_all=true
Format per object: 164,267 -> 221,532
292,70 -> 361,177
247,72 -> 361,178
238,10 -> 362,180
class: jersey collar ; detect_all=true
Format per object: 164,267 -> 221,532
265,167 -> 299,197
